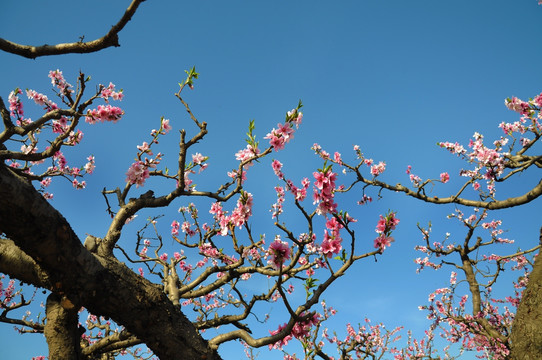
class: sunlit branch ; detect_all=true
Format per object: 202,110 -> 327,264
82,329 -> 141,356
0,0 -> 146,59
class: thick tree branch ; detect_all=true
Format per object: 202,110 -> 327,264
0,163 -> 222,360
0,0 -> 146,59
0,238 -> 50,288
44,293 -> 83,360
510,227 -> 542,359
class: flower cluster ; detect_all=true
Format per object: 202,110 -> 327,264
321,217 -> 343,258
370,161 -> 386,176
6,70 -> 118,198
269,313 -> 320,351
49,69 -> 73,95
271,159 -> 310,206
420,281 -> 515,360
271,185 -> 285,218
126,160 -> 151,187
100,82 -> 124,102
264,105 -> 303,151
26,89 -> 58,111
85,105 -> 124,123
209,191 -> 254,235
267,236 -> 291,270
235,144 -> 260,168
313,167 -> 338,215
0,275 -> 17,308
8,88 -> 24,119
373,211 -> 399,251
125,119 -> 172,187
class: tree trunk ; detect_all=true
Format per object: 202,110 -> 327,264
510,240 -> 542,360
44,293 -> 83,360
0,164 -> 222,360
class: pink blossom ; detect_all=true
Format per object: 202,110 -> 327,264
312,169 -> 338,215
72,179 -> 86,189
287,108 -> 303,128
231,191 -> 253,228
40,177 -> 52,188
192,152 -> 205,165
370,161 -> 386,176
199,243 -> 220,259
357,194 -> 372,205
505,96 -> 532,116
84,156 -> 95,174
376,217 -> 387,233
440,172 -> 450,183
264,122 -> 295,151
100,82 -> 124,102
450,271 -> 457,285
8,88 -> 24,118
42,192 -> 53,200
437,141 -> 467,155
49,69 -> 73,94
137,142 -> 151,154
26,89 -> 57,110
268,237 -> 291,270
409,173 -> 422,186
227,169 -> 247,183
181,221 -> 196,237
321,231 -> 342,258
162,118 -> 172,133
171,220 -> 180,236
235,144 -> 260,166
285,178 -> 309,202
373,211 -> 399,251
291,313 -> 320,339
67,130 -> 83,145
374,234 -> 394,250
333,151 -> 342,164
271,186 -> 285,218
209,202 -> 223,216
85,105 -> 124,124
126,161 -> 150,187
54,151 -> 68,170
272,159 -> 283,179
268,323 -> 293,350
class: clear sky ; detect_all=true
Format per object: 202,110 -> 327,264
1,1 -> 541,359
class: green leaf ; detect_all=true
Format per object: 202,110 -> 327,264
333,249 -> 347,263
304,277 -> 319,298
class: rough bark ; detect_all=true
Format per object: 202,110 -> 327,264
0,238 -> 49,287
0,163 -> 222,359
510,231 -> 542,360
44,293 -> 83,360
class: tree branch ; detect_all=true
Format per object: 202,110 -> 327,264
0,0 -> 146,59
0,163 -> 222,360
0,238 -> 49,288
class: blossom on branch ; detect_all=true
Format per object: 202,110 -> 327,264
268,236 -> 291,270
126,161 -> 150,187
373,211 -> 399,251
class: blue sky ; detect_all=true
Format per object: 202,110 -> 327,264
1,1 -> 542,359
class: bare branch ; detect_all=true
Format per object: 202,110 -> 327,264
0,0 -> 146,59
